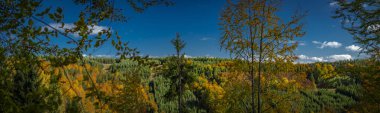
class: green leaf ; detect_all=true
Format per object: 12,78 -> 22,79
44,27 -> 49,32
112,40 -> 116,46
36,7 -> 51,16
48,13 -> 55,20
57,7 -> 62,13
95,41 -> 100,47
61,23 -> 65,28
28,19 -> 34,26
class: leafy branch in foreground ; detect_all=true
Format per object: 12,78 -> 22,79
0,0 -> 172,112
333,0 -> 380,59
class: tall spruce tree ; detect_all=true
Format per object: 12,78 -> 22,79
173,33 -> 185,113
161,33 -> 195,113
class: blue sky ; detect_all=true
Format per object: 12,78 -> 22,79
44,0 -> 365,62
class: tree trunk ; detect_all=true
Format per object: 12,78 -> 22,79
248,1 -> 256,113
178,54 -> 182,113
258,1 -> 266,113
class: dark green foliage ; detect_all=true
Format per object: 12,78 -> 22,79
160,56 -> 197,103
336,84 -> 362,101
191,57 -> 231,64
300,89 -> 355,113
0,63 -> 61,113
65,97 -> 82,113
153,76 -> 201,113
152,76 -> 177,112
12,68 -> 55,112
323,76 -> 356,88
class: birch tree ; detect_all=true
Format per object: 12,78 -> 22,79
220,0 -> 305,112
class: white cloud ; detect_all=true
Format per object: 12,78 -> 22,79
367,24 -> 380,32
81,54 -> 115,58
296,54 -> 353,63
46,23 -> 110,37
205,54 -> 215,58
312,41 -> 321,44
289,41 -> 306,46
327,54 -> 352,61
182,54 -> 216,58
49,23 -> 75,30
88,25 -> 110,35
310,57 -> 325,62
345,45 -> 362,52
184,55 -> 193,58
298,54 -> 308,59
148,55 -> 163,58
312,41 -> 342,48
320,41 -> 342,48
297,54 -> 327,63
94,54 -> 114,58
329,1 -> 338,7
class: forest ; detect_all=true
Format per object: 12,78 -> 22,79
0,0 -> 379,113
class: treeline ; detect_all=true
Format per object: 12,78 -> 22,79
0,53 -> 378,113
8,56 -> 379,112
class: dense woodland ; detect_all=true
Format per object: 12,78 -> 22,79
0,0 -> 379,113
1,56 -> 379,112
